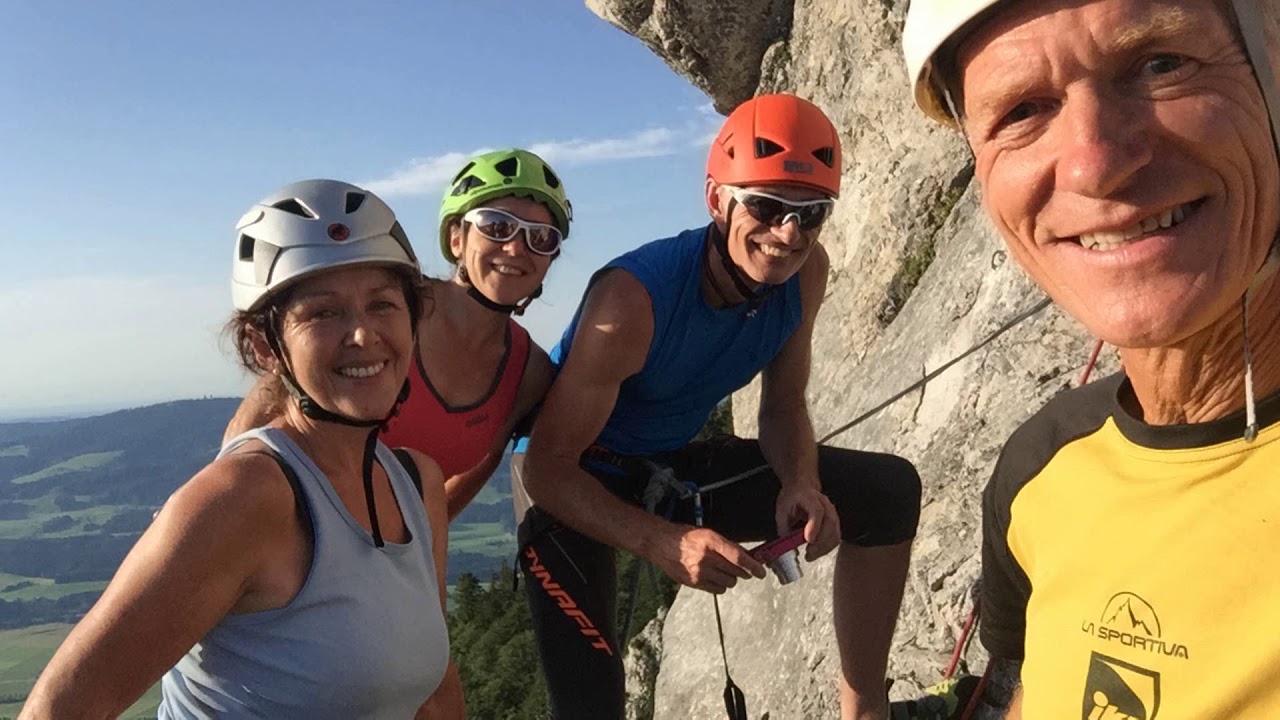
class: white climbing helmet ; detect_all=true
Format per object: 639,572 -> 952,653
902,0 -> 1280,154
231,179 -> 420,312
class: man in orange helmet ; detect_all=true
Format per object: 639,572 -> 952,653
519,93 -> 921,719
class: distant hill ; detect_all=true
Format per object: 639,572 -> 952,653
0,398 -> 515,630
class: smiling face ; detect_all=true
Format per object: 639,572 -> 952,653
959,0 -> 1280,348
265,265 -> 415,422
449,195 -> 555,304
707,179 -> 830,286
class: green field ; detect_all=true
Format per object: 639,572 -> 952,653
0,575 -> 107,602
0,446 -> 28,458
0,499 -> 132,540
0,624 -> 161,718
448,521 -> 515,555
10,452 -> 123,485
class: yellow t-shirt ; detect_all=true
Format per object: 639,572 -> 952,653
982,373 -> 1280,719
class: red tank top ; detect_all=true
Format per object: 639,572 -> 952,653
381,321 -> 530,478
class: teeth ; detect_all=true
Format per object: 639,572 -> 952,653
1079,202 -> 1194,251
756,244 -> 794,258
493,264 -> 524,276
339,362 -> 385,378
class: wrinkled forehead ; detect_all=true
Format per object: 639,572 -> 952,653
957,0 -> 1231,75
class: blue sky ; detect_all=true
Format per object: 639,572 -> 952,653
0,1 -> 719,420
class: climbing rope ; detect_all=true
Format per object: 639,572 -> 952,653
699,295 -> 1053,496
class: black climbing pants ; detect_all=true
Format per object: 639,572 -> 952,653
514,436 -> 922,720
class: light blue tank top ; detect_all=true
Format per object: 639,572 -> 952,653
549,224 -> 803,455
159,427 -> 449,719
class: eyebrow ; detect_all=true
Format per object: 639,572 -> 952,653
292,281 -> 402,302
1109,6 -> 1203,54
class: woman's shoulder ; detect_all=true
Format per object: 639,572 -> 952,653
172,443 -> 301,533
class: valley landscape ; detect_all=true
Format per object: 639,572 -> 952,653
0,399 -> 518,718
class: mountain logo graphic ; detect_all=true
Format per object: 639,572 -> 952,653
1101,593 -> 1162,637
1082,652 -> 1160,719
1080,592 -> 1190,660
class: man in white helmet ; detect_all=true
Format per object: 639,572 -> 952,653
903,0 -> 1280,717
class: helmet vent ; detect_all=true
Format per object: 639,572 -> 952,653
344,192 -> 366,214
495,156 -> 520,177
542,165 -> 561,189
450,162 -> 476,186
452,175 -> 486,196
754,138 -> 785,159
238,234 -> 256,261
812,147 -> 836,168
271,198 -> 317,218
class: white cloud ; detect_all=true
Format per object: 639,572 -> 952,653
362,150 -> 482,198
363,122 -> 720,198
527,127 -> 678,165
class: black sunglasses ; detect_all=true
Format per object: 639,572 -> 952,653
725,185 -> 835,231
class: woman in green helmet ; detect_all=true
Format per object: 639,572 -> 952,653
226,148 -> 569,521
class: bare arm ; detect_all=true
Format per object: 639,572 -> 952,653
441,343 -> 553,520
1005,687 -> 1023,720
525,270 -> 765,592
410,448 -> 465,719
757,245 -> 841,558
223,375 -> 287,445
20,454 -> 292,719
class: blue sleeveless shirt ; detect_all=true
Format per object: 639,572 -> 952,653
159,428 -> 449,719
550,224 -> 803,455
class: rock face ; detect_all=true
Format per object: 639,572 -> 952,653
587,0 -> 1122,718
585,0 -> 793,113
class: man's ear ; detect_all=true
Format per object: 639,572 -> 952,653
705,177 -> 729,230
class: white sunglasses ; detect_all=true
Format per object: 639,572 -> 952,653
462,207 -> 564,256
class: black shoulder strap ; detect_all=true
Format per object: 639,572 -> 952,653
238,449 -> 308,523
392,447 -> 424,500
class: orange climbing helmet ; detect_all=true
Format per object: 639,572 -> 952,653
707,93 -> 842,198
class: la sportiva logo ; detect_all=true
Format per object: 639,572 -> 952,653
1081,592 -> 1189,660
1083,652 -> 1160,719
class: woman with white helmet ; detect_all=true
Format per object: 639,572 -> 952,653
20,180 -> 463,719
227,148 -> 570,522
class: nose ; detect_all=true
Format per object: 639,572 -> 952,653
502,231 -> 531,257
771,216 -> 803,244
347,313 -> 379,347
1056,87 -> 1152,199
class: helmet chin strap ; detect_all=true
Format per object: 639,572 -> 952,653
264,314 -> 411,548
710,198 -> 779,316
457,265 -> 542,316
1240,237 -> 1280,443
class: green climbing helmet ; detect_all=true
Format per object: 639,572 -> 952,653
438,148 -> 573,263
